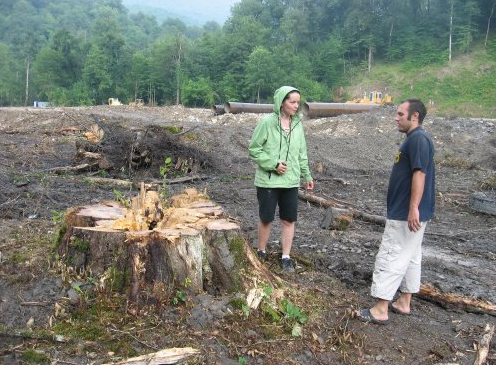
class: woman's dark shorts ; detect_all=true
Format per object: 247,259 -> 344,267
256,187 -> 298,223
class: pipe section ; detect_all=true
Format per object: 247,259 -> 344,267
224,102 -> 273,114
211,104 -> 225,115
303,102 -> 380,119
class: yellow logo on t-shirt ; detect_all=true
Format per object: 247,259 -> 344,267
394,151 -> 401,163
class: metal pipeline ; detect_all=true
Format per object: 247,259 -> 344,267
211,104 -> 225,115
303,102 -> 380,119
224,102 -> 273,114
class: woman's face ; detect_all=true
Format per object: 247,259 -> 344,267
281,92 -> 300,117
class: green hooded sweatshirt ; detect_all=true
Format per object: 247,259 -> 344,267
248,86 -> 313,188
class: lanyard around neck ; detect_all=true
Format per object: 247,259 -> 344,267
278,116 -> 291,162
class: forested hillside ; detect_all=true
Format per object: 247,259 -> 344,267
0,0 -> 495,116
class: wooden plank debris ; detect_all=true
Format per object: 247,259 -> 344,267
101,347 -> 200,365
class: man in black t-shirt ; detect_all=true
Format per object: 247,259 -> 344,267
355,99 -> 435,325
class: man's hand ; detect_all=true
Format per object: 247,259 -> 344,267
409,170 -> 425,232
407,207 -> 421,232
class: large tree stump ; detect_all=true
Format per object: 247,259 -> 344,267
57,186 -> 274,300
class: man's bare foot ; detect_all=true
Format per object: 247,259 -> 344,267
391,302 -> 411,315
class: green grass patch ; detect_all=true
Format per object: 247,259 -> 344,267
7,252 -> 29,264
478,176 -> 496,190
163,126 -> 182,134
21,349 -> 50,364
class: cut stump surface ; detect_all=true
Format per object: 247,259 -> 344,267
57,187 -> 274,300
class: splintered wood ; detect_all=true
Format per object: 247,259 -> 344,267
473,324 -> 495,365
57,186 -> 274,299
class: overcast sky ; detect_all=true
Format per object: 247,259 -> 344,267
123,0 -> 241,25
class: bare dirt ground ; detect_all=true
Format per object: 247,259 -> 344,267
0,105 -> 495,365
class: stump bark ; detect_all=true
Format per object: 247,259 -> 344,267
320,207 -> 354,230
57,186 -> 274,300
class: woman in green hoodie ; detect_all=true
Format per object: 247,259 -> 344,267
248,86 -> 314,272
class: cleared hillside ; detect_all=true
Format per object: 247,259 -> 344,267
346,48 -> 496,118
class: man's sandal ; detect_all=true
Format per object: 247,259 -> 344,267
355,309 -> 390,326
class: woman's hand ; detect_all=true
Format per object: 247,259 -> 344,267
276,161 -> 287,174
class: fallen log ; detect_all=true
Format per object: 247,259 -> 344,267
101,347 -> 200,365
298,190 -> 386,227
418,283 -> 496,317
298,189 -> 345,209
473,323 -> 495,365
47,162 -> 99,174
57,186 -> 276,300
352,210 -> 387,226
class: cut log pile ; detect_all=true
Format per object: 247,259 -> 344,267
57,186 -> 275,300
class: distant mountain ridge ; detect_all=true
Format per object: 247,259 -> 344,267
122,0 -> 238,25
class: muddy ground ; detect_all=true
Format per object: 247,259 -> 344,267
0,105 -> 495,365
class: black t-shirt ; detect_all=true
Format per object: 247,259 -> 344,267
387,127 -> 435,222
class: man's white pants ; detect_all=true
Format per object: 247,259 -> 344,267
371,219 -> 427,301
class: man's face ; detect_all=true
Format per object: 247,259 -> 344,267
281,92 -> 300,117
395,102 -> 418,134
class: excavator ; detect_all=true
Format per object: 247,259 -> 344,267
347,91 -> 393,106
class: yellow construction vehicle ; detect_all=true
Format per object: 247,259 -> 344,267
108,98 -> 123,106
347,91 -> 393,106
128,98 -> 144,107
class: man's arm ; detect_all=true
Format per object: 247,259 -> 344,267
408,170 -> 426,232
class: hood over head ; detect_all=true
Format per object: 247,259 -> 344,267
273,86 -> 300,115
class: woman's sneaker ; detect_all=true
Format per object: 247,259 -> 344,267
257,250 -> 266,262
280,258 -> 295,273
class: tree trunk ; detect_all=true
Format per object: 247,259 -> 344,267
368,45 -> 373,73
57,187 -> 275,301
175,37 -> 182,106
449,0 -> 454,63
485,0 -> 495,49
388,21 -> 394,49
24,56 -> 30,106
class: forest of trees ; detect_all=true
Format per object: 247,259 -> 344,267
0,0 -> 494,107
